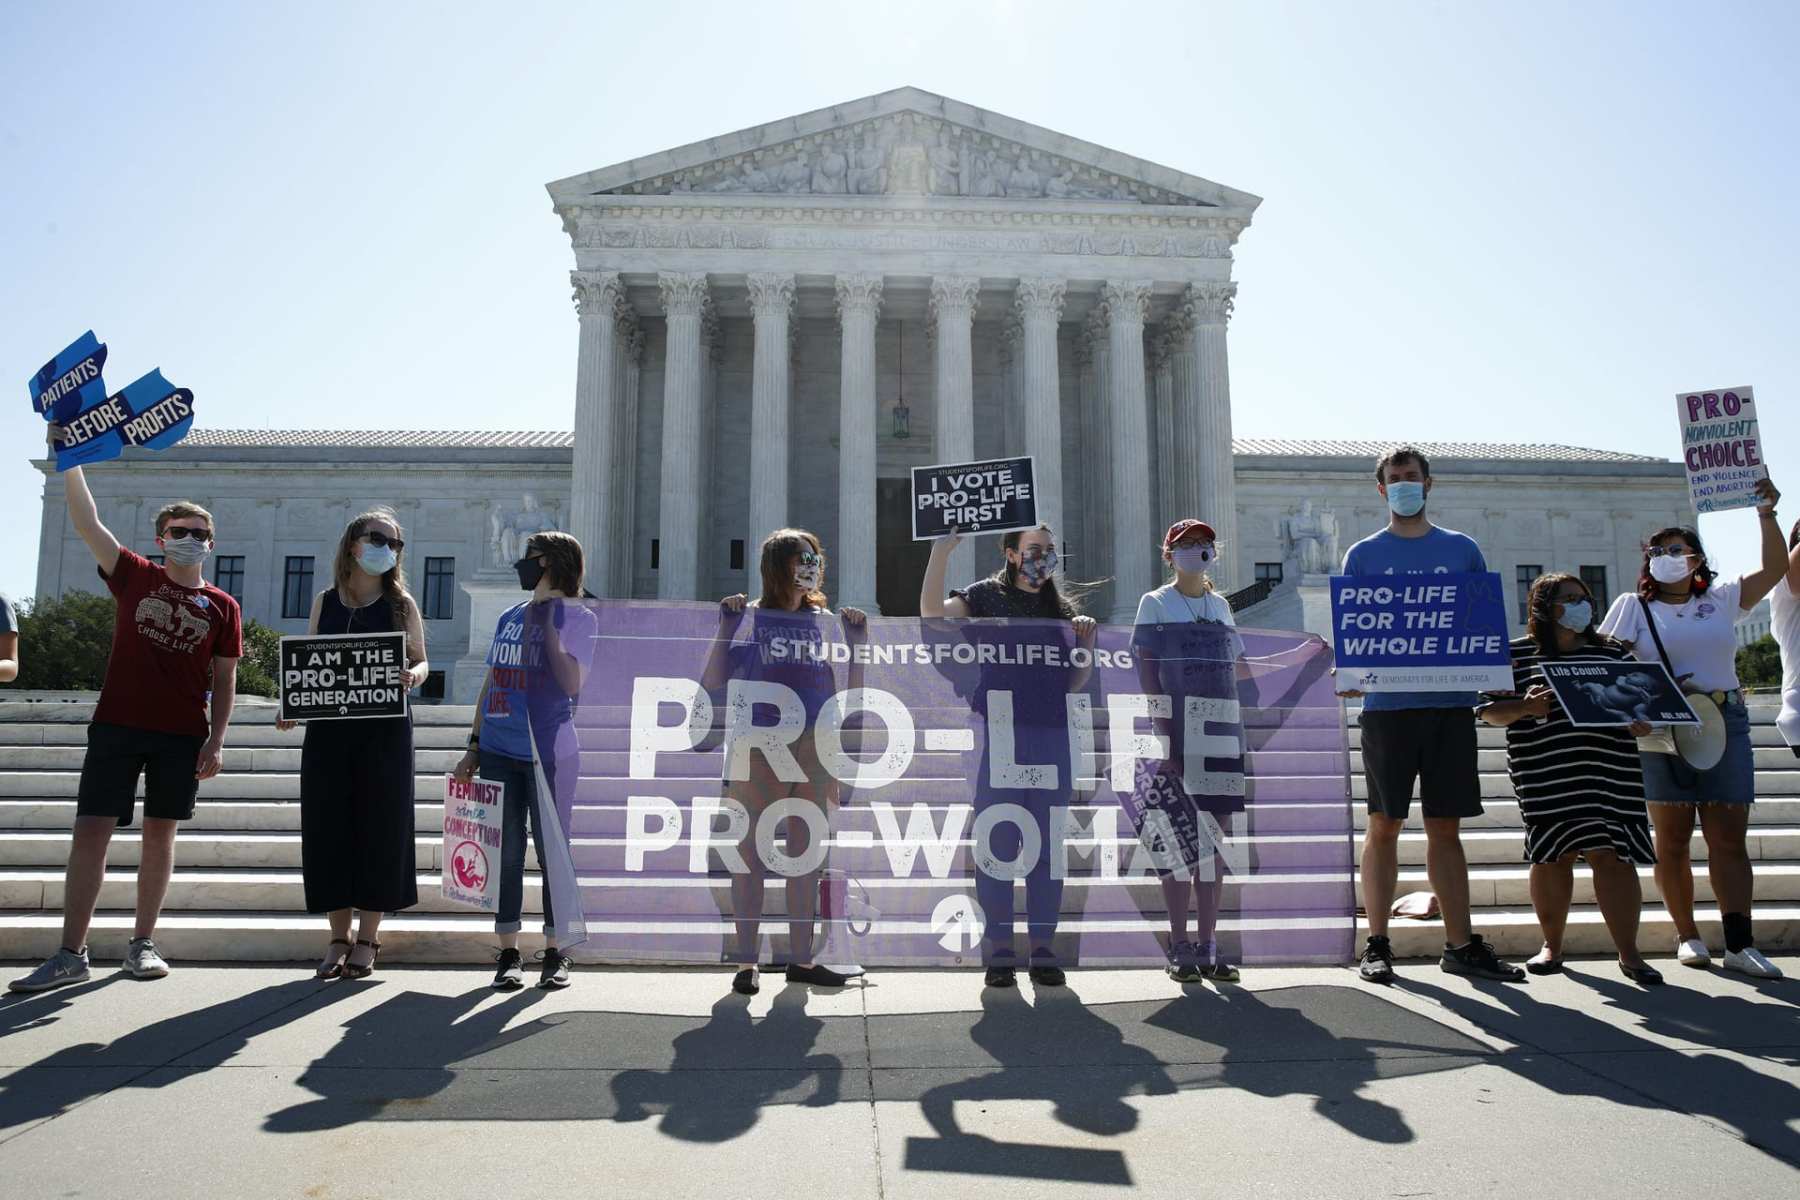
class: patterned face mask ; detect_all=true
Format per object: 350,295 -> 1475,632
1018,549 -> 1058,586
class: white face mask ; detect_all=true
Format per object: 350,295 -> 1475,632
1171,544 -> 1215,573
1648,553 -> 1692,585
1555,599 -> 1592,632
358,545 -> 397,576
161,535 -> 211,567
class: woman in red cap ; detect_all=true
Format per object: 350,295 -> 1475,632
1129,519 -> 1246,983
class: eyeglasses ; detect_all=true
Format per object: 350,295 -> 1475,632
1645,546 -> 1692,559
362,531 -> 405,551
163,527 -> 212,541
795,552 -> 822,567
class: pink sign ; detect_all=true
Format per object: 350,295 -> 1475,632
1677,386 -> 1766,514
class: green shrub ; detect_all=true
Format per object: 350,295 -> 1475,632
236,619 -> 283,697
11,591 -> 115,690
1737,634 -> 1780,691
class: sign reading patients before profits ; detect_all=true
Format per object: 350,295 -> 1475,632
1329,572 -> 1512,693
442,775 -> 503,912
1536,660 -> 1698,729
278,632 -> 410,722
30,330 -> 197,471
911,456 -> 1037,540
1677,386 -> 1765,514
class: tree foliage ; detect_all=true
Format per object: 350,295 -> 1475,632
237,619 -> 282,697
6,592 -> 283,696
1737,634 -> 1781,691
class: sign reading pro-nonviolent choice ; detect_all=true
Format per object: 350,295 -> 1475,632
911,455 -> 1037,540
1678,385 -> 1766,514
1329,571 -> 1513,693
278,632 -> 410,722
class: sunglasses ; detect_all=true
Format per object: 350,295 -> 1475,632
1645,546 -> 1692,559
362,531 -> 405,551
795,552 -> 822,568
162,526 -> 212,541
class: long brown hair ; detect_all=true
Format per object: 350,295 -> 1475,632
1526,572 -> 1600,658
1637,525 -> 1715,602
333,507 -> 414,628
758,528 -> 827,611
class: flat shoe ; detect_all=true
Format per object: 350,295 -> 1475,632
1525,955 -> 1565,976
1619,961 -> 1664,986
731,967 -> 759,996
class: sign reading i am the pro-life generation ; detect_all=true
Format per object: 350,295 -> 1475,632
1329,572 -> 1512,693
30,331 -> 196,471
1537,660 -> 1699,728
278,632 -> 410,722
911,456 -> 1037,540
1678,386 -> 1765,514
442,775 -> 503,911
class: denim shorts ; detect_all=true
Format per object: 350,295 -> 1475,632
1640,698 -> 1755,806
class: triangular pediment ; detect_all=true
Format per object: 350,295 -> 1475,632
546,87 -> 1259,212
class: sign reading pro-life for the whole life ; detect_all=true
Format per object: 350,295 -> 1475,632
1678,386 -> 1766,514
1329,572 -> 1513,693
278,632 -> 410,721
911,456 -> 1037,540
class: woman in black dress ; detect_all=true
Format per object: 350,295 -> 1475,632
279,508 -> 427,978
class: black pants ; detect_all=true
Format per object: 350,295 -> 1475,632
300,717 -> 419,914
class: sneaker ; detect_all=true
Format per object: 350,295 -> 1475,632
1358,935 -> 1395,984
1027,960 -> 1066,988
492,948 -> 524,991
984,964 -> 1017,988
9,946 -> 91,993
1441,934 -> 1526,982
1196,940 -> 1240,983
537,948 -> 571,989
1676,937 -> 1711,968
123,937 -> 170,979
1721,947 -> 1784,980
1167,941 -> 1204,984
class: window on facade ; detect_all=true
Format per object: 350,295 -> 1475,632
730,539 -> 745,571
213,555 -> 245,602
146,554 -> 165,567
422,670 -> 446,702
1516,564 -> 1544,625
282,557 -> 314,619
1579,565 -> 1608,612
423,557 -> 456,620
1255,562 -> 1284,587
651,538 -> 660,570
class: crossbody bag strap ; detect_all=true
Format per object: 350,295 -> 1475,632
1636,594 -> 1678,680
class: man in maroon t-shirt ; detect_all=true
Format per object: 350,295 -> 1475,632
10,447 -> 242,993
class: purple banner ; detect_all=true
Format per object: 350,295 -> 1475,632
528,602 -> 1353,967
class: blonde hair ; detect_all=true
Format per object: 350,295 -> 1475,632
524,531 -> 584,596
154,501 -> 214,538
332,507 -> 413,627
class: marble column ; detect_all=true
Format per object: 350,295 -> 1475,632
930,276 -> 980,590
569,271 -> 625,595
999,317 -> 1023,456
746,272 -> 796,591
657,272 -> 709,599
1015,278 -> 1066,540
1149,325 -> 1177,533
1182,282 -> 1239,593
835,274 -> 883,613
697,300 -> 721,596
612,324 -> 643,596
1082,310 -> 1115,612
1104,280 -> 1155,622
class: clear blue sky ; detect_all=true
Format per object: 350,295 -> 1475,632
3,1 -> 1795,604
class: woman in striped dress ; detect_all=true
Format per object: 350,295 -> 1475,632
1479,572 -> 1662,985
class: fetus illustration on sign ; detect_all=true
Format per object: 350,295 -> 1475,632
1573,671 -> 1663,724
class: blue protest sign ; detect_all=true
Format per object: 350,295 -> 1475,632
1329,571 -> 1512,693
30,331 -> 109,423
51,368 -> 196,471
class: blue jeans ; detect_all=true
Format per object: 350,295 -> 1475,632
479,750 -> 554,935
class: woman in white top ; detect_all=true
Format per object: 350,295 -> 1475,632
1129,519 -> 1245,984
1773,518 -> 1800,758
1597,478 -> 1788,978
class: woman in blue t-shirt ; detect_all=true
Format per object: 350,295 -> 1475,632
702,528 -> 866,995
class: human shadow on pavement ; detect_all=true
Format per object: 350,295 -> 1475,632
1403,976 -> 1800,1168
1,978 -> 352,1133
0,975 -> 122,1039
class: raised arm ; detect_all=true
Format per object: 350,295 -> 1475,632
1786,519 -> 1800,598
56,452 -> 121,575
919,533 -> 970,618
1738,479 -> 1788,608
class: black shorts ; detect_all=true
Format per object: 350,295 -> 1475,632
76,722 -> 205,825
1358,708 -> 1482,821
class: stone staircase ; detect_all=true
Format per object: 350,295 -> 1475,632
1,696 -> 1795,965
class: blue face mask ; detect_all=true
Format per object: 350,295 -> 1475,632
1556,599 -> 1592,632
357,545 -> 397,577
1385,480 -> 1426,517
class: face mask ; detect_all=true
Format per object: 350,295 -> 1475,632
1555,599 -> 1592,632
358,545 -> 397,577
1171,544 -> 1215,573
1648,553 -> 1691,585
1018,550 -> 1057,586
514,557 -> 546,591
162,535 -> 211,567
1385,481 -> 1426,517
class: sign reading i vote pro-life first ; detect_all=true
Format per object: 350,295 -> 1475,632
912,456 -> 1037,540
278,632 -> 410,722
30,331 -> 196,471
1330,572 -> 1513,693
1678,386 -> 1766,514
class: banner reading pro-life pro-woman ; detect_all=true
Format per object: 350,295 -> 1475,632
528,602 -> 1352,967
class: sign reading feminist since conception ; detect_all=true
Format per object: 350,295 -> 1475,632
911,456 -> 1038,540
29,330 -> 196,471
278,632 -> 410,722
1329,572 -> 1513,693
1677,386 -> 1766,514
442,775 -> 504,911
513,602 -> 1354,967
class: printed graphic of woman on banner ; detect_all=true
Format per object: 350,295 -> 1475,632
703,528 -> 866,996
920,525 -> 1097,989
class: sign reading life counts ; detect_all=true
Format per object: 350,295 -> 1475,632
30,331 -> 196,472
1677,386 -> 1765,514
1329,571 -> 1513,693
278,632 -> 410,722
911,455 -> 1037,541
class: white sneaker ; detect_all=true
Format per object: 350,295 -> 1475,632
124,937 -> 170,979
1676,937 -> 1711,967
1722,947 -> 1784,979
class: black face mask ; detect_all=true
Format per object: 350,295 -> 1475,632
514,557 -> 546,592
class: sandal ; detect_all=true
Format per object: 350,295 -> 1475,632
342,938 -> 381,979
315,938 -> 352,980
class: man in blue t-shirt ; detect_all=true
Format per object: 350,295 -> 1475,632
1336,446 -> 1524,985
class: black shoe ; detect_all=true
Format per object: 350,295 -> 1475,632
1028,963 -> 1066,988
1619,960 -> 1665,987
786,963 -> 851,987
732,967 -> 760,995
492,948 -> 524,991
1358,935 -> 1395,984
984,965 -> 1017,988
537,948 -> 571,989
1441,934 -> 1526,982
